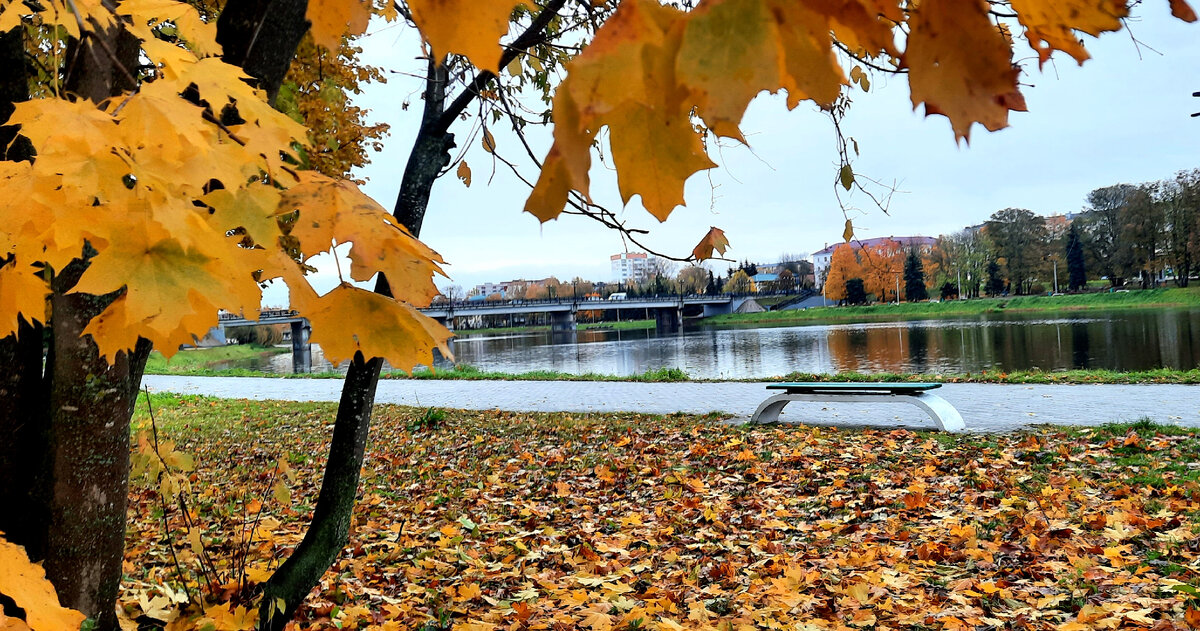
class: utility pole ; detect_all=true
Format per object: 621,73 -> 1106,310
1053,260 -> 1059,294
957,269 -> 963,300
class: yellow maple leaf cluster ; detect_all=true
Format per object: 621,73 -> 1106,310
0,0 -> 450,371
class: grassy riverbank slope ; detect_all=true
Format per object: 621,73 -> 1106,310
123,394 -> 1200,630
705,287 -> 1200,326
145,344 -> 289,374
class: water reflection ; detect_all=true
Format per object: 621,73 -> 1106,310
245,309 -> 1200,378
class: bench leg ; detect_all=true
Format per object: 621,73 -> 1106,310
909,392 -> 966,433
751,394 -> 791,424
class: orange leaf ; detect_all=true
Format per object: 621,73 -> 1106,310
0,534 -> 86,631
304,284 -> 452,370
1171,0 -> 1199,21
905,0 -> 1026,141
1010,0 -> 1128,66
0,261 -> 48,338
306,0 -> 371,51
691,227 -> 729,261
456,161 -> 472,187
407,0 -> 518,73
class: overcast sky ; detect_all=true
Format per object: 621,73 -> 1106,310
264,7 -> 1200,305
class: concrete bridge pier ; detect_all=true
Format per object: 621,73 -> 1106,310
291,320 -> 312,373
550,310 -> 577,332
654,306 -> 684,333
702,302 -> 732,317
434,315 -> 454,331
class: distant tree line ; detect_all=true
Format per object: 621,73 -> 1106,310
824,168 -> 1200,303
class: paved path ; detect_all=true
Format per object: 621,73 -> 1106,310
143,376 -> 1200,433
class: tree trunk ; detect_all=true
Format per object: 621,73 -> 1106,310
0,25 -> 47,556
257,58 -> 453,631
258,355 -> 382,631
254,2 -> 566,625
44,261 -> 151,630
216,0 -> 311,106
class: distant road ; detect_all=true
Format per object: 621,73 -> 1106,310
143,376 -> 1200,433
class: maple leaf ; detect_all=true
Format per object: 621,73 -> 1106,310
0,534 -> 86,631
1010,0 -> 1128,66
905,0 -> 1027,141
456,161 -> 472,187
279,172 -> 446,306
407,0 -> 518,73
0,261 -> 48,338
70,222 -> 261,357
306,0 -> 372,51
304,284 -> 452,369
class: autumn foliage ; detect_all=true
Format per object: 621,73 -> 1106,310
117,398 -> 1200,631
0,0 -> 448,371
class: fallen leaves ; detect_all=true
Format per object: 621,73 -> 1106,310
122,399 -> 1200,631
0,534 -> 86,631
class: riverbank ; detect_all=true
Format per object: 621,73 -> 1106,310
144,344 -> 289,374
122,394 -> 1200,630
142,356 -> 1200,385
705,286 -> 1200,326
447,318 -> 655,337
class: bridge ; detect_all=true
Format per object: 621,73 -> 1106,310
217,295 -> 756,373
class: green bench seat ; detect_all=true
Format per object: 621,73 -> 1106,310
751,382 -> 965,432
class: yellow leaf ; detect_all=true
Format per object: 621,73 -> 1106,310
677,0 -> 779,140
279,172 -> 446,306
839,164 -> 854,190
0,533 -> 86,631
1010,0 -> 1128,66
203,184 -> 284,247
608,101 -> 716,220
272,480 -> 291,504
481,129 -> 496,154
692,227 -> 729,261
0,614 -> 32,631
456,161 -> 472,187
70,222 -> 261,358
905,0 -> 1026,141
771,0 -> 847,109
843,219 -> 854,243
306,0 -> 372,51
524,89 -> 596,222
407,0 -> 518,73
305,285 -> 452,369
0,261 -> 49,338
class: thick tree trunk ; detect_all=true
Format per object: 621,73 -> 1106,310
44,262 -> 152,630
216,0 -> 311,106
0,26 -> 46,555
258,355 -> 382,631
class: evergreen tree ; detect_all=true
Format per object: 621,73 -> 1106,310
706,271 -> 718,295
845,278 -> 867,305
985,260 -> 1005,296
903,248 -> 929,301
1066,223 -> 1087,291
939,282 -> 958,300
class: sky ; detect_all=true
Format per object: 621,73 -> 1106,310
264,6 -> 1200,305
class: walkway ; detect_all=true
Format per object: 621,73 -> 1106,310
142,376 -> 1200,433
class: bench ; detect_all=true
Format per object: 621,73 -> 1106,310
750,382 -> 965,432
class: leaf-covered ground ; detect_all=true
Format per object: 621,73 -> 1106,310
125,395 -> 1200,631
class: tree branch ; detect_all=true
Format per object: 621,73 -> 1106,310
432,0 -> 568,136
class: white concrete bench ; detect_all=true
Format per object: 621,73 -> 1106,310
750,382 -> 965,432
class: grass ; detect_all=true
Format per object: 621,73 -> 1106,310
144,356 -> 1200,384
122,396 -> 1200,631
704,286 -> 1200,326
144,344 -> 289,374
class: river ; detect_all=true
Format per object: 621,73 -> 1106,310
244,308 -> 1200,378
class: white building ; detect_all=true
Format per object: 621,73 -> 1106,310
611,252 -> 651,284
